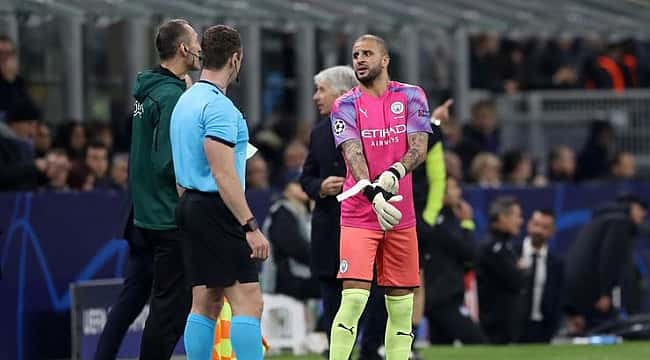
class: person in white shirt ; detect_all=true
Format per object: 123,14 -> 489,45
517,209 -> 564,343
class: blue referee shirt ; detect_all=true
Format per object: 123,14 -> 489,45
170,80 -> 249,192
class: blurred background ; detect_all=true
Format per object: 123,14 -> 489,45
2,0 -> 650,359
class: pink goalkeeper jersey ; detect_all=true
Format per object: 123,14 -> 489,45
331,81 -> 432,231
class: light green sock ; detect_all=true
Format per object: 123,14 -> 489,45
385,293 -> 414,360
329,288 -> 369,360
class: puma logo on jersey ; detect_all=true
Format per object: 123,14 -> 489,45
337,323 -> 355,335
359,107 -> 368,118
396,331 -> 414,338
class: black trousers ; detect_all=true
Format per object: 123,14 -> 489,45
518,320 -> 552,343
139,228 -> 191,360
426,301 -> 487,345
93,230 -> 153,360
319,277 -> 387,360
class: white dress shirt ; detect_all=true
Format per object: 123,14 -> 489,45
521,237 -> 548,321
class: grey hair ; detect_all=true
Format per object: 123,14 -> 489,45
314,66 -> 358,95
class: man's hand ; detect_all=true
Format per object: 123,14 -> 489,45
319,176 -> 345,197
364,186 -> 403,231
453,200 -> 473,221
376,162 -> 406,194
245,230 -> 270,261
595,295 -> 612,313
431,99 -> 453,124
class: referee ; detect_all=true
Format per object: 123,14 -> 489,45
171,25 -> 269,360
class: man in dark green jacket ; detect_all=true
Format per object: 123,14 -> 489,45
94,19 -> 201,360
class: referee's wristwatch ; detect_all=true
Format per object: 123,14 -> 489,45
242,217 -> 259,233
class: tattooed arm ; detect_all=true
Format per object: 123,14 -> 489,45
399,131 -> 429,173
340,139 -> 370,181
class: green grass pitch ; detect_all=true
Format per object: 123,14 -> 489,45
268,342 -> 650,360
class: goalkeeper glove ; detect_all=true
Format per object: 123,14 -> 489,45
364,185 -> 403,231
376,162 -> 406,194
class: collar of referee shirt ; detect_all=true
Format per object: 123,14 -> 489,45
198,79 -> 225,95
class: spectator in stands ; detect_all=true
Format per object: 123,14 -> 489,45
502,148 -> 532,186
576,120 -> 615,182
42,148 -> 71,191
500,40 -> 527,94
529,36 -> 580,89
109,153 -> 128,191
0,99 -> 47,191
477,196 -> 524,344
85,141 -> 110,187
55,121 -> 87,161
547,146 -> 576,183
444,151 -> 463,183
470,33 -> 503,92
67,162 -> 95,191
34,121 -> 52,158
422,176 -> 486,344
564,194 -> 647,334
585,43 -> 635,91
264,179 -> 319,300
456,100 -> 500,170
0,35 -> 37,122
88,122 -> 114,153
275,140 -> 307,188
609,151 -> 636,180
441,117 -> 462,150
246,155 -> 275,224
516,210 -> 564,343
469,152 -> 501,188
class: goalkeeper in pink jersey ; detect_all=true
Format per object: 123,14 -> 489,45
328,34 -> 432,360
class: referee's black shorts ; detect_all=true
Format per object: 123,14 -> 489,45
175,189 -> 258,288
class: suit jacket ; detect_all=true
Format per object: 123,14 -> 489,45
516,241 -> 564,342
477,229 -> 525,344
299,117 -> 346,279
422,206 -> 478,308
565,202 -> 638,315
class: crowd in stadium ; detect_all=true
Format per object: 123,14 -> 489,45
1,25 -> 648,359
469,33 -> 650,93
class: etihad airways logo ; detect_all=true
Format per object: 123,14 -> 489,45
362,124 -> 406,147
361,124 -> 406,138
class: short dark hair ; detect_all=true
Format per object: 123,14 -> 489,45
0,34 -> 14,44
201,25 -> 241,70
86,140 -> 108,153
7,99 -> 40,123
501,148 -> 527,176
488,196 -> 519,224
471,99 -> 496,116
354,34 -> 389,56
155,19 -> 192,61
616,193 -> 648,209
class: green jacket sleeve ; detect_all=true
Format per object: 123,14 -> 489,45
151,86 -> 183,182
422,141 -> 446,226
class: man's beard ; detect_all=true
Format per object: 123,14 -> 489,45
530,235 -> 546,248
355,65 -> 382,86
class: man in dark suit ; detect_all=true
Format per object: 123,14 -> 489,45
422,176 -> 486,344
564,194 -> 647,334
477,196 -> 525,344
300,65 -> 387,360
516,209 -> 564,343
